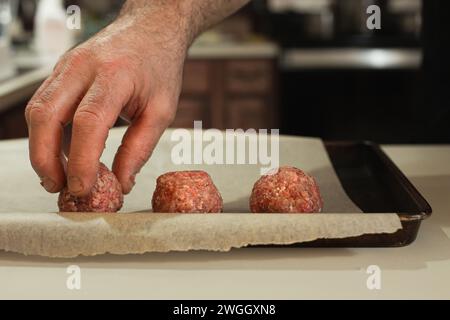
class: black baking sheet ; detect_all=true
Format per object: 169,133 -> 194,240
265,141 -> 432,248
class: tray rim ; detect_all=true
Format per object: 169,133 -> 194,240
324,140 -> 433,222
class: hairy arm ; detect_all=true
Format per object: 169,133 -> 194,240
121,0 -> 251,44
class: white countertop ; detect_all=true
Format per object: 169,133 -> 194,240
0,133 -> 449,299
188,41 -> 279,59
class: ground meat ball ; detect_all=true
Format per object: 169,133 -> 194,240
58,163 -> 123,212
152,171 -> 223,213
250,166 -> 323,213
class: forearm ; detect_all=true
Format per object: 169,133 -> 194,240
119,0 -> 251,47
185,0 -> 252,41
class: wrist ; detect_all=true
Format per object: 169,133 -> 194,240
119,0 -> 198,52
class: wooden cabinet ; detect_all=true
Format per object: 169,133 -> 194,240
175,58 -> 278,130
0,57 -> 278,140
225,60 -> 274,94
172,98 -> 210,128
225,98 -> 270,130
0,104 -> 28,140
182,61 -> 211,94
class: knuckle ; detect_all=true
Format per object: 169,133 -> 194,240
67,156 -> 87,171
53,56 -> 68,73
67,155 -> 98,178
98,62 -> 120,77
65,48 -> 91,67
56,47 -> 92,74
24,104 -> 31,122
26,102 -> 53,124
98,61 -> 118,74
73,107 -> 104,127
35,89 -> 55,106
100,58 -> 130,71
98,58 -> 135,81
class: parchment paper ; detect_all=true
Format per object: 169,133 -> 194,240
0,128 -> 402,258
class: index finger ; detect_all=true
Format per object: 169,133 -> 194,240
25,63 -> 93,193
67,69 -> 134,196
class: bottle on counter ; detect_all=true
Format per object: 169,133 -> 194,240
0,0 -> 18,81
34,0 -> 75,65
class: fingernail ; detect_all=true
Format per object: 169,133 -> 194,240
68,176 -> 83,194
40,177 -> 56,192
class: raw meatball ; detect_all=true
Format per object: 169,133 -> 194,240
58,163 -> 123,212
250,166 -> 323,213
152,171 -> 223,213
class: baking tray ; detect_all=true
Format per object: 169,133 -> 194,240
273,141 -> 432,248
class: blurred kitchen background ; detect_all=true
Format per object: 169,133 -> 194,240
0,0 -> 447,143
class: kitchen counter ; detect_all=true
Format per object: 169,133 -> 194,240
188,41 -> 279,59
0,66 -> 52,113
0,129 -> 449,299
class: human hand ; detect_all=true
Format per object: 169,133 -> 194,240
25,2 -> 190,196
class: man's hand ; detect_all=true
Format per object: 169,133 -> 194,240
25,0 -> 250,196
